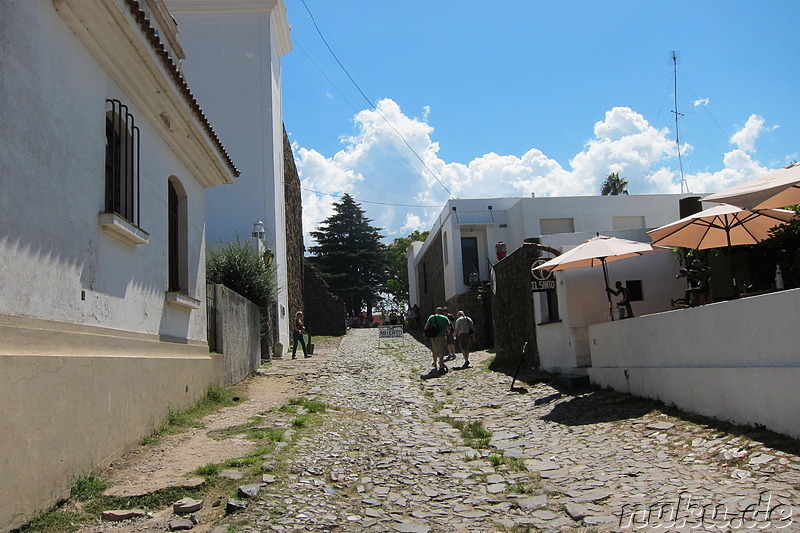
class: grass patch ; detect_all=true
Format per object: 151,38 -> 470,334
247,427 -> 285,442
288,397 -> 327,413
436,416 -> 493,449
195,463 -> 221,477
18,477 -> 208,532
70,472 -> 111,501
461,420 -> 492,448
507,481 -> 538,494
208,422 -> 285,443
488,453 -> 527,472
139,386 -> 238,446
292,415 -> 310,428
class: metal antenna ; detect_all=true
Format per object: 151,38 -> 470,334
672,50 -> 689,193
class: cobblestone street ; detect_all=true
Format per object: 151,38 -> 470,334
228,329 -> 800,532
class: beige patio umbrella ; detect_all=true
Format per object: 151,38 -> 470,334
533,234 -> 658,319
647,203 -> 796,295
702,162 -> 800,210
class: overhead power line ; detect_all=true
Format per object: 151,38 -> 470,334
300,187 -> 443,208
298,0 -> 453,199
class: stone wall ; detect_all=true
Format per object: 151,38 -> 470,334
445,291 -> 493,350
283,125 -> 305,343
303,261 -> 347,336
212,284 -> 261,387
415,230 -> 446,320
491,243 -> 541,369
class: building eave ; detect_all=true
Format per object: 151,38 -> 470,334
166,0 -> 293,56
54,0 -> 239,187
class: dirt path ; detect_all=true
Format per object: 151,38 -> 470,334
81,338 -> 341,532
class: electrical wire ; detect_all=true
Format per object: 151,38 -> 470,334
300,187 -> 443,208
298,0 -> 453,199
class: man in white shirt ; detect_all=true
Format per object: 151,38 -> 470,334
454,310 -> 475,369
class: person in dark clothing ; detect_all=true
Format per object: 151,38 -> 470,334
291,311 -> 310,359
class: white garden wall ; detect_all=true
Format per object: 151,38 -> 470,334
589,288 -> 800,439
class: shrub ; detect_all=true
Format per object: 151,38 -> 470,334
207,238 -> 277,307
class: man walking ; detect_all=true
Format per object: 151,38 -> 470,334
424,306 -> 450,374
454,310 -> 475,368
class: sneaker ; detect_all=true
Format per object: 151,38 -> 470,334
304,355 -> 312,358
461,361 -> 470,369
439,365 -> 448,373
291,356 -> 297,359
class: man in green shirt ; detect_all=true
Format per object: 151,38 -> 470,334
425,306 -> 451,374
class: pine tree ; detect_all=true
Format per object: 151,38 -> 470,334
308,194 -> 389,318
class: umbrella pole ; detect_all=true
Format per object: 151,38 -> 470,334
601,259 -> 614,320
727,231 -> 738,298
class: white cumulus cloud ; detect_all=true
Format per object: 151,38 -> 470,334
291,100 -> 783,246
730,114 -> 766,153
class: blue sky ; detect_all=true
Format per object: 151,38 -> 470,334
282,1 -> 800,244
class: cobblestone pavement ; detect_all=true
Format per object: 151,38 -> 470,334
230,329 -> 800,532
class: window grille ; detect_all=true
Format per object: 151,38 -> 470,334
105,99 -> 141,226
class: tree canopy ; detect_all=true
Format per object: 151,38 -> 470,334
308,194 -> 389,317
600,172 -> 629,195
385,230 -> 429,307
207,239 -> 277,308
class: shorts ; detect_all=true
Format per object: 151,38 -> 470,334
458,333 -> 472,351
431,336 -> 447,358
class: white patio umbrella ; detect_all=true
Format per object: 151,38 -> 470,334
702,162 -> 800,210
533,234 -> 658,319
647,203 -> 796,295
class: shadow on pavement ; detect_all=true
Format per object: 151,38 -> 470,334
540,390 -> 656,426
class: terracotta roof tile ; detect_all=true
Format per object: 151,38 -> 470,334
125,0 -> 240,177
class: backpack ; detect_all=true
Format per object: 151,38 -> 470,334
423,320 -> 439,338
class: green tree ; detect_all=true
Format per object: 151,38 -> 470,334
308,194 -> 389,317
206,238 -> 277,307
600,172 -> 629,195
385,230 -> 429,306
743,206 -> 800,289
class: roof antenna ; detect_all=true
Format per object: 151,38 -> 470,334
672,50 -> 689,194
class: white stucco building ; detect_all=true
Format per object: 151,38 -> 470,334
164,0 -> 294,353
0,1 -> 236,529
408,194 -> 695,372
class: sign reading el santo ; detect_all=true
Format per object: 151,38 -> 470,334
530,259 -> 556,292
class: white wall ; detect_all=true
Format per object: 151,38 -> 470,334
0,1 -> 208,341
518,194 -> 688,237
407,241 -> 423,306
409,194 -> 689,303
533,229 -> 686,373
0,2 -> 231,529
169,3 -> 292,349
589,289 -> 800,439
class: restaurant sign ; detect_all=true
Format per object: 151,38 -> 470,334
530,259 -> 556,292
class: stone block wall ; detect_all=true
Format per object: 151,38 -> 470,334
283,125 -> 305,343
212,284 -> 261,387
491,243 -> 541,369
445,291 -> 493,350
415,230 -> 446,320
303,261 -> 347,336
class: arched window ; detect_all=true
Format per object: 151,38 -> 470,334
168,177 -> 188,293
105,99 -> 140,226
